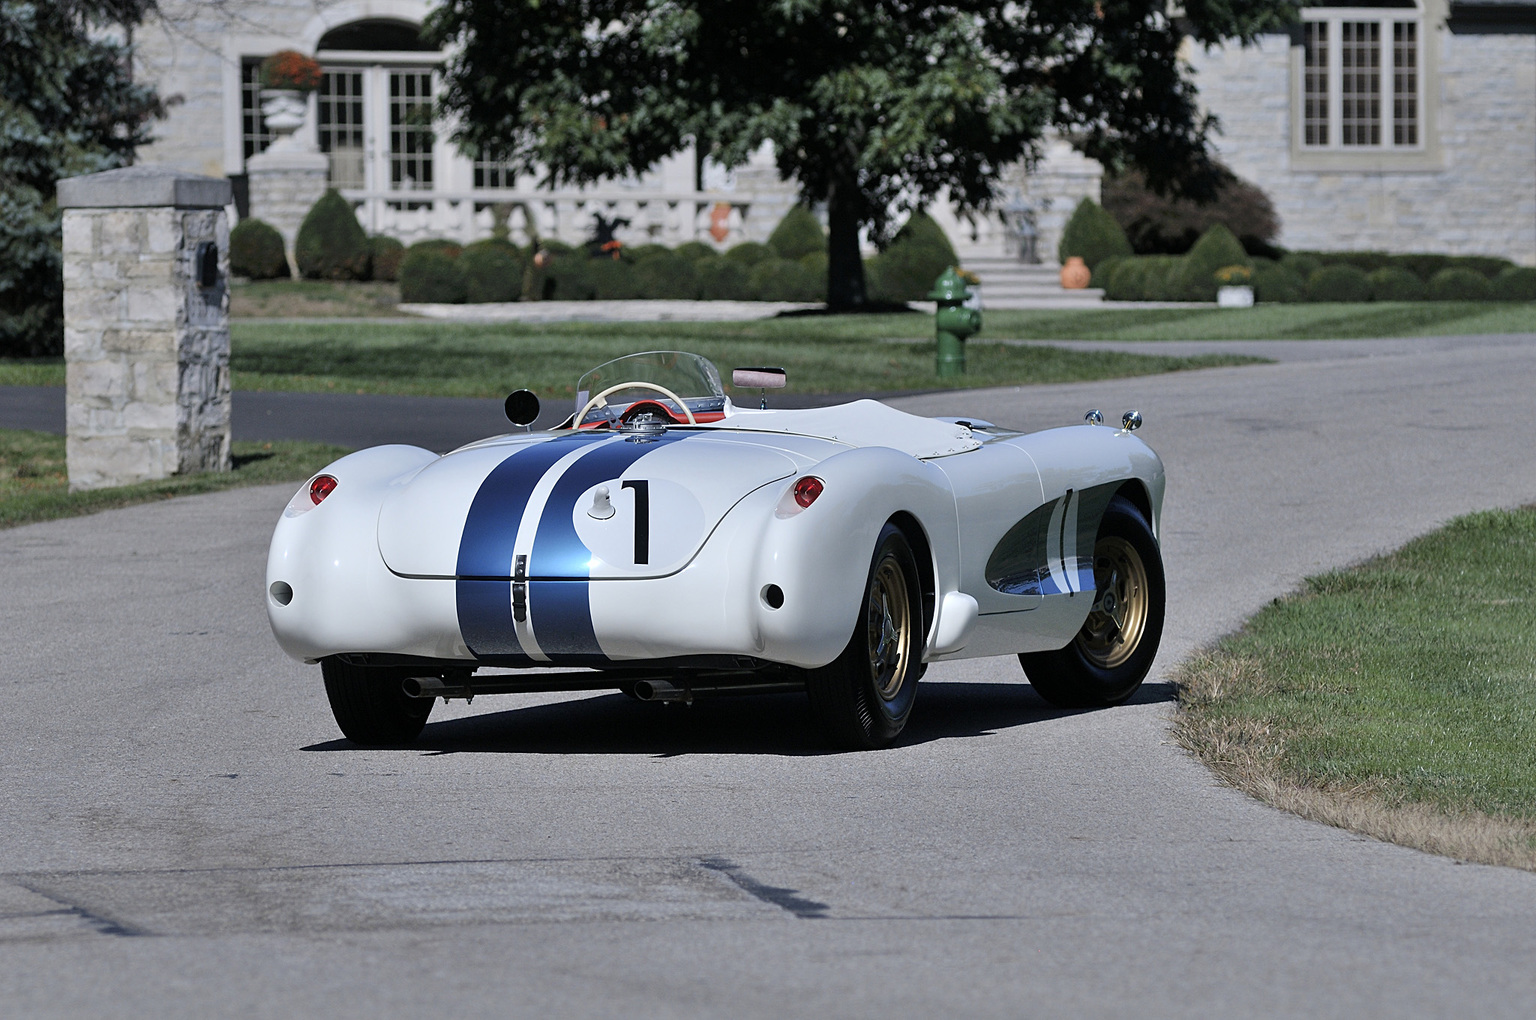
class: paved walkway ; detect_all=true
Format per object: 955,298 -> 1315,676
3,334 -> 1536,1016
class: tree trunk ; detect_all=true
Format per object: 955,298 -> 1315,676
825,182 -> 867,312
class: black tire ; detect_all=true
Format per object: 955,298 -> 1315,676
806,523 -> 923,749
1019,494 -> 1165,709
321,657 -> 434,745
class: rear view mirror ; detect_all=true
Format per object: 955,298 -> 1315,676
504,389 -> 541,427
733,367 -> 787,390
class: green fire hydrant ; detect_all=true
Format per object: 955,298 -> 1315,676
929,267 -> 982,378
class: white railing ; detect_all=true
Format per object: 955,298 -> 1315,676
339,188 -> 770,250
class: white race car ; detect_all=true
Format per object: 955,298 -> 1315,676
266,351 -> 1166,749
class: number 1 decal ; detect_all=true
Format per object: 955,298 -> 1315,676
622,479 -> 649,564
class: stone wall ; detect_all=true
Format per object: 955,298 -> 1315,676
1190,30 -> 1536,262
59,170 -> 231,491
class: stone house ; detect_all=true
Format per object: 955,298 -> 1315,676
127,0 -> 1534,262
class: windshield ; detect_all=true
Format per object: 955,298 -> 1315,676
574,351 -> 726,427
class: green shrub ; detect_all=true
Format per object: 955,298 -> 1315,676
867,211 -> 959,302
767,205 -> 826,260
461,239 -> 523,303
408,239 -> 463,258
540,249 -> 595,300
1170,224 -> 1250,301
1367,266 -> 1425,302
724,241 -> 772,267
625,243 -> 670,264
1058,198 -> 1133,270
674,241 -> 717,263
1492,266 -> 1536,301
1103,167 -> 1278,256
369,235 -> 404,281
1104,255 -> 1179,301
1428,267 -> 1494,301
399,247 -> 467,303
1308,251 -> 1391,275
1446,254 -> 1516,279
1091,256 -> 1126,290
747,257 -> 824,301
1251,261 -> 1305,303
1306,264 -> 1372,302
633,252 -> 701,299
800,250 -> 829,281
1389,254 -> 1448,282
295,189 -> 370,280
696,256 -> 749,300
589,255 -> 640,299
1280,253 -> 1322,281
229,218 -> 289,280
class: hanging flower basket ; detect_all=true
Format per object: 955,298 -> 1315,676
260,50 -> 323,93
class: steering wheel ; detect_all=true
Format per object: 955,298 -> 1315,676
575,380 -> 698,429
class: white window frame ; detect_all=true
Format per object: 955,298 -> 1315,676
1290,0 -> 1443,171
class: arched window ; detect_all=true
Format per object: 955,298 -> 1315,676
317,19 -> 435,52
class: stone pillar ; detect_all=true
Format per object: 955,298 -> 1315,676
246,148 -> 329,273
57,165 -> 232,491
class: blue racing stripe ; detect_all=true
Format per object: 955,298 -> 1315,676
454,432 -> 607,658
528,433 -> 691,659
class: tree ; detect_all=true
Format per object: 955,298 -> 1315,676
0,0 -> 164,356
427,0 -> 1295,311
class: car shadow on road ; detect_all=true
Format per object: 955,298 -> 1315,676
302,680 -> 1176,757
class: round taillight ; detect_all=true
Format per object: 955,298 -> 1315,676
792,476 -> 823,509
309,475 -> 338,505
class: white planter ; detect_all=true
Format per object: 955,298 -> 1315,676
260,89 -> 308,152
1217,285 -> 1254,308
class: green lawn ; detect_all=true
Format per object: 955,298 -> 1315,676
1178,506 -> 1536,868
0,429 -> 351,530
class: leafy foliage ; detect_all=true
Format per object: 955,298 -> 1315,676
1428,268 -> 1494,302
369,235 -> 405,282
767,205 -> 827,260
1493,267 -> 1536,302
866,211 -> 960,302
1058,198 -> 1132,270
1170,224 -> 1250,301
1306,265 -> 1372,303
1367,267 -> 1425,302
399,245 -> 467,303
1251,260 -> 1305,303
426,0 -> 1297,309
295,190 -> 371,281
461,239 -> 523,302
1103,166 -> 1279,256
229,219 -> 289,280
0,0 -> 164,356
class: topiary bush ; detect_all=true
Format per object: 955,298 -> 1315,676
625,243 -> 670,264
1428,267 -> 1494,301
368,235 -> 404,282
1302,250 -> 1390,276
1169,224 -> 1250,301
543,250 -> 596,300
1306,264 -> 1372,302
1367,266 -> 1425,302
696,256 -> 749,300
1058,197 -> 1133,270
767,205 -> 826,260
1251,261 -> 1305,303
1091,256 -> 1126,290
461,239 -> 523,303
399,246 -> 467,303
1389,254 -> 1448,282
866,211 -> 958,302
229,218 -> 289,280
589,255 -> 640,299
747,257 -> 824,301
724,241 -> 772,267
674,240 -> 717,263
1103,167 -> 1279,256
1280,252 -> 1322,281
1444,255 -> 1515,279
295,189 -> 371,280
633,252 -> 700,299
1492,266 -> 1536,301
1103,256 -> 1179,301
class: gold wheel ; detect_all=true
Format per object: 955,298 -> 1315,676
1074,535 -> 1149,670
865,555 -> 913,700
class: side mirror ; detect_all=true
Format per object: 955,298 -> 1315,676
504,389 -> 541,427
732,367 -> 787,390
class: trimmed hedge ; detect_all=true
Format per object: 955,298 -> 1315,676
462,239 -> 523,303
696,257 -> 749,300
867,211 -> 959,302
1428,267 -> 1494,301
295,190 -> 370,280
767,205 -> 826,260
1170,224 -> 1250,302
673,240 -> 717,263
369,235 -> 404,282
633,252 -> 700,299
229,218 -> 289,280
1493,266 -> 1536,301
1058,198 -> 1133,271
724,241 -> 772,267
1104,256 -> 1180,302
747,257 -> 823,302
1367,267 -> 1425,302
1306,264 -> 1372,302
1251,261 -> 1305,304
589,255 -> 640,299
399,245 -> 466,303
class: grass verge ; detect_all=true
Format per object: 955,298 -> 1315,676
230,279 -> 403,318
0,429 -> 351,530
1176,506 -> 1536,870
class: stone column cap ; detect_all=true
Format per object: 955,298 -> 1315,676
58,165 -> 232,210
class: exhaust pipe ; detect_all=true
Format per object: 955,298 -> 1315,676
631,679 -> 693,704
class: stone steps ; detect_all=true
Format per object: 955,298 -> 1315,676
959,258 -> 1104,308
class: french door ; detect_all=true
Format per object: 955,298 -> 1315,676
316,66 -> 436,193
